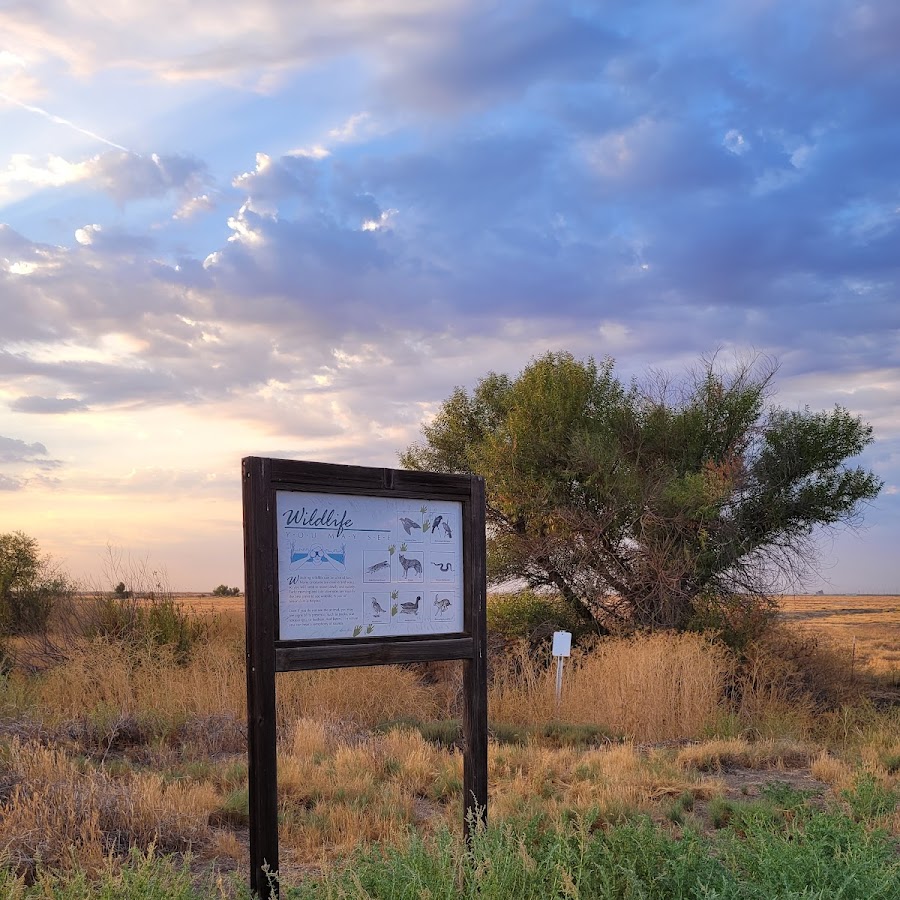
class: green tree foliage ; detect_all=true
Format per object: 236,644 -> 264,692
212,584 -> 241,597
401,352 -> 882,632
0,531 -> 71,635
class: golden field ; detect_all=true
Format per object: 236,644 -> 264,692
780,594 -> 900,684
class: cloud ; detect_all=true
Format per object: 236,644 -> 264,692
0,435 -> 61,487
0,150 -> 208,205
0,0 -> 465,88
0,153 -> 89,195
86,151 -> 208,204
328,112 -> 379,143
0,51 -> 46,103
0,434 -> 49,462
0,3 -> 897,476
173,193 -> 215,220
10,395 -> 89,414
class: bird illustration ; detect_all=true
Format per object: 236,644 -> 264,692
440,520 -> 452,539
431,515 -> 443,533
399,516 -> 421,536
371,598 -> 386,614
400,595 -> 421,614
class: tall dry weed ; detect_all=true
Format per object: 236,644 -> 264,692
276,665 -> 441,727
0,738 -> 217,875
30,634 -> 440,741
490,632 -> 729,742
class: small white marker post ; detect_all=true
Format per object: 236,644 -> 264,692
552,630 -> 572,711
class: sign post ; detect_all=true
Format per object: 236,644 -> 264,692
243,457 -> 487,896
552,630 -> 572,711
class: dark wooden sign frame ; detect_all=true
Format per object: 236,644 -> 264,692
242,456 -> 488,896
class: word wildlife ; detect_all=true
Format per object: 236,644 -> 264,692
282,506 -> 354,538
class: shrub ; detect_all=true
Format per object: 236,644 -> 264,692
487,589 -> 586,644
0,531 -> 73,636
90,593 -> 207,662
489,632 -> 728,741
733,623 -> 859,732
87,551 -> 207,662
212,584 -> 241,597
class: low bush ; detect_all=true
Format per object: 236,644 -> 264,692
733,623 -> 860,737
0,738 -> 217,877
88,593 -> 207,663
487,590 -> 587,644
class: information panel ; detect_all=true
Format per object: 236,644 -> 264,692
276,490 -> 464,640
244,457 -> 487,896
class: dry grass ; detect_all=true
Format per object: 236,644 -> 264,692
780,594 -> 900,683
0,738 -> 217,876
490,632 -> 729,741
488,740 -> 722,823
1,596 -> 898,882
676,737 -> 815,772
17,637 -> 442,737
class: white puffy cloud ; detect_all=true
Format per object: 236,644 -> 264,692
173,193 -> 215,220
0,150 -> 208,205
0,153 -> 88,196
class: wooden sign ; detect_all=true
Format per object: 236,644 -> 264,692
243,457 -> 487,896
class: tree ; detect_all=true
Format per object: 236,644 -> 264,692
401,352 -> 882,632
212,584 -> 241,597
0,531 -> 70,635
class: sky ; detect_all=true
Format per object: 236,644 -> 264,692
0,0 -> 898,593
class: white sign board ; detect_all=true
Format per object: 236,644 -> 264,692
552,631 -> 572,657
276,491 -> 464,640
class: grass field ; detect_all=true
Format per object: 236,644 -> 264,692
780,594 -> 900,685
0,592 -> 896,897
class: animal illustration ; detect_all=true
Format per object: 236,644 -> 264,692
440,521 -> 452,539
366,560 -> 390,574
434,596 -> 451,613
399,517 -> 421,536
400,595 -> 421,614
398,554 -> 423,578
431,561 -> 453,572
431,515 -> 443,533
371,598 -> 386,614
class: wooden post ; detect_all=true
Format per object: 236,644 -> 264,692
463,475 -> 488,838
243,457 -> 280,897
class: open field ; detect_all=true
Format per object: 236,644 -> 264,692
780,594 -> 900,684
0,594 -> 897,896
